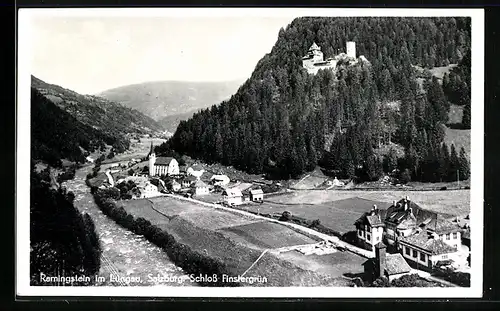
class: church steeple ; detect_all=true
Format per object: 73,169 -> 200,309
149,141 -> 154,156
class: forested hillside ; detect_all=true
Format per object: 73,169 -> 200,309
443,50 -> 471,128
32,76 -> 165,137
159,17 -> 471,182
31,88 -> 129,167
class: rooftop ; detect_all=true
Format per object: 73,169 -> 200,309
400,230 -> 457,255
385,253 -> 412,275
155,157 -> 176,165
426,216 -> 461,234
250,188 -> 264,195
223,188 -> 242,197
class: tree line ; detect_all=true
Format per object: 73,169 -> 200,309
30,166 -> 101,285
158,17 -> 470,182
31,88 -> 129,167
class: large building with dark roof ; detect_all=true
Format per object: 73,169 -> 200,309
354,196 -> 466,270
147,142 -> 179,177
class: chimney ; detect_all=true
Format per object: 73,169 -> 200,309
375,242 -> 387,278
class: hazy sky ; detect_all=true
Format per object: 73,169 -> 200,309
30,15 -> 295,94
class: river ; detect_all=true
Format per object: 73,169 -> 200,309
63,165 -> 194,287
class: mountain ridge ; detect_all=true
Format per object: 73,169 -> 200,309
97,79 -> 245,131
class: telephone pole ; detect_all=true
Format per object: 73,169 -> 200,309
457,169 -> 460,189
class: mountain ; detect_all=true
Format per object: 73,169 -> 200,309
157,109 -> 203,133
32,76 -> 165,135
161,17 -> 471,183
31,87 -> 116,166
31,76 -> 165,165
97,80 -> 244,131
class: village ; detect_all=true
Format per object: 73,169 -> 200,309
85,140 -> 471,287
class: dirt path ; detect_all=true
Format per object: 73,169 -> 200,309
63,167 -> 194,287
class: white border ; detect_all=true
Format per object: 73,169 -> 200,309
17,8 -> 484,298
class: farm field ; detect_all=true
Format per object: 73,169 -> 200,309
266,190 -> 470,216
276,249 -> 366,279
219,221 -> 318,249
238,197 -> 388,234
116,195 -> 365,285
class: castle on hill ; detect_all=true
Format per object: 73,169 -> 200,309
302,41 -> 368,75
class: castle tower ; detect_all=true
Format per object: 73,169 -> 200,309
148,142 -> 156,177
346,41 -> 356,58
309,42 -> 324,62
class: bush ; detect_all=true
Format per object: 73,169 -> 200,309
310,219 -> 321,228
399,169 -> 412,184
279,211 -> 292,221
128,169 -> 134,176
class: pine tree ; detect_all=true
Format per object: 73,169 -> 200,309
439,143 -> 450,181
458,147 -> 470,180
449,144 -> 459,181
462,100 -> 471,129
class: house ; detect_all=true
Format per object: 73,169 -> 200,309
147,142 -> 179,177
425,215 -> 463,249
191,179 -> 210,196
210,174 -> 230,187
354,205 -> 386,251
187,166 -> 205,179
140,183 -> 159,198
86,156 -> 94,163
363,242 -> 412,283
181,176 -> 197,188
383,197 -> 438,246
249,188 -> 264,202
222,188 -> 243,206
398,229 -> 463,271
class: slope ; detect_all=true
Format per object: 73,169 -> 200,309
164,16 -> 471,183
97,79 -> 245,127
32,75 -> 165,137
31,87 -> 119,166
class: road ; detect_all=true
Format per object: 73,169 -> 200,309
63,165 -> 194,287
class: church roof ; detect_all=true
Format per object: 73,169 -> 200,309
155,157 -> 175,165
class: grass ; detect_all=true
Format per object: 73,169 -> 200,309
448,104 -> 464,125
444,127 -> 471,159
219,220 -> 318,249
246,252 -> 355,287
276,249 -> 366,279
238,197 -> 388,234
267,190 -> 470,217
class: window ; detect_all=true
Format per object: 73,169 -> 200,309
358,230 -> 362,237
442,255 -> 448,259
405,246 -> 410,255
420,253 -> 426,262
367,234 -> 371,241
367,226 -> 371,233
453,232 -> 458,239
413,249 -> 417,258
446,234 -> 450,240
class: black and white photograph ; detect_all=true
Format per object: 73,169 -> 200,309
16,8 -> 484,298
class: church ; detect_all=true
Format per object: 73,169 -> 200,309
147,142 -> 180,177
